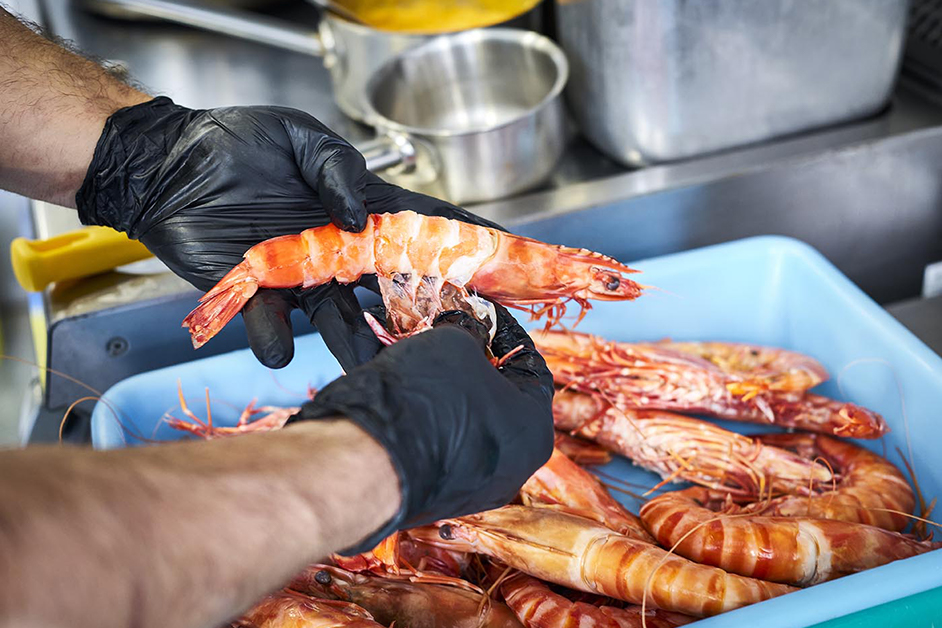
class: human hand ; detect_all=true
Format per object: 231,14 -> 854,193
76,97 -> 504,370
287,305 -> 554,553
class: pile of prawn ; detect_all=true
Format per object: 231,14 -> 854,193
165,216 -> 937,627
163,333 -> 937,628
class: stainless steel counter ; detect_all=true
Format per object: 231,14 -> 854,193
36,0 -> 942,229
30,1 -> 942,297
19,0 -> 942,441
888,295 -> 942,356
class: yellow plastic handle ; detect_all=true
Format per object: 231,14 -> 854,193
10,226 -> 153,292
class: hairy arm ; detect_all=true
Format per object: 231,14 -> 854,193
0,420 -> 400,628
0,7 -> 150,206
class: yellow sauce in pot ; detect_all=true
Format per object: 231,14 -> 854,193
334,0 -> 542,33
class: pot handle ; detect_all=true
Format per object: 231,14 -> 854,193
82,0 -> 326,57
357,134 -> 417,174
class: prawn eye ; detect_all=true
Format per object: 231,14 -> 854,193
314,570 -> 332,585
439,524 -> 454,540
605,275 -> 621,291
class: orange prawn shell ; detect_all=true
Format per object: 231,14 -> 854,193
372,212 -> 495,284
500,572 -> 693,628
550,390 -> 833,498
469,236 -> 642,305
419,505 -> 794,617
237,589 -> 380,628
640,486 -> 939,586
184,211 -> 644,349
521,447 -> 653,542
750,433 -> 915,531
534,330 -> 887,439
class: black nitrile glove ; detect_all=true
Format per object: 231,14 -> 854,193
76,97 -> 505,370
287,305 -> 555,554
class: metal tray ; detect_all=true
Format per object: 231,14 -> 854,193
91,236 -> 942,627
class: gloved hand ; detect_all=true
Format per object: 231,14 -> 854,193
76,96 -> 505,370
286,304 -> 555,554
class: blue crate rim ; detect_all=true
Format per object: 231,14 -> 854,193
90,235 -> 942,626
640,235 -> 942,377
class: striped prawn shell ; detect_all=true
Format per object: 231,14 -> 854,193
186,211 -> 643,348
748,433 -> 914,531
500,572 -> 693,628
640,486 -> 940,586
430,505 -> 794,618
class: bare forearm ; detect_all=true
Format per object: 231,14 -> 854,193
0,420 -> 400,628
0,7 -> 150,206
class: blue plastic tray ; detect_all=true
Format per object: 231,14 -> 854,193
91,236 -> 942,627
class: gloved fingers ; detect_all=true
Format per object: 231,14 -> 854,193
360,172 -> 508,232
431,310 -> 490,353
490,303 -> 555,408
297,281 -> 362,325
429,204 -> 507,232
313,145 -> 369,232
356,274 -> 381,295
242,289 -> 297,369
311,302 -> 384,373
286,307 -> 554,543
300,283 -> 385,372
361,303 -> 389,331
490,303 -> 536,357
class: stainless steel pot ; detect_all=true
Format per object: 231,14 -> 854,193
86,0 -> 434,121
84,0 -> 542,123
356,29 -> 569,204
554,0 -> 910,165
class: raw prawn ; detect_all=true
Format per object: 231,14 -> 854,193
292,564 -> 523,628
764,394 -> 888,440
232,589 -> 381,628
520,447 -> 653,542
164,382 -> 303,439
659,341 -> 827,397
411,505 -> 795,617
166,402 -> 299,439
332,532 -> 470,580
331,534 -> 405,577
553,390 -> 833,498
183,211 -> 643,348
500,572 -> 693,628
745,433 -> 916,532
534,330 -> 887,438
640,487 -> 939,586
553,430 -> 612,465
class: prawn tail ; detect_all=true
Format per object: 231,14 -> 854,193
183,263 -> 258,349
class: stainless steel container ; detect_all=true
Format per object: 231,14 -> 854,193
359,29 -> 569,204
555,0 -> 911,165
85,0 -> 429,121
86,0 -> 545,123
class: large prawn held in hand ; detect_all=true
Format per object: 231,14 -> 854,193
183,211 -> 643,348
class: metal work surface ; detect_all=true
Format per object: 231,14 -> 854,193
887,295 -> 942,355
510,126 -> 942,307
35,0 -> 942,225
29,123 -> 942,439
20,0 -> 942,441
